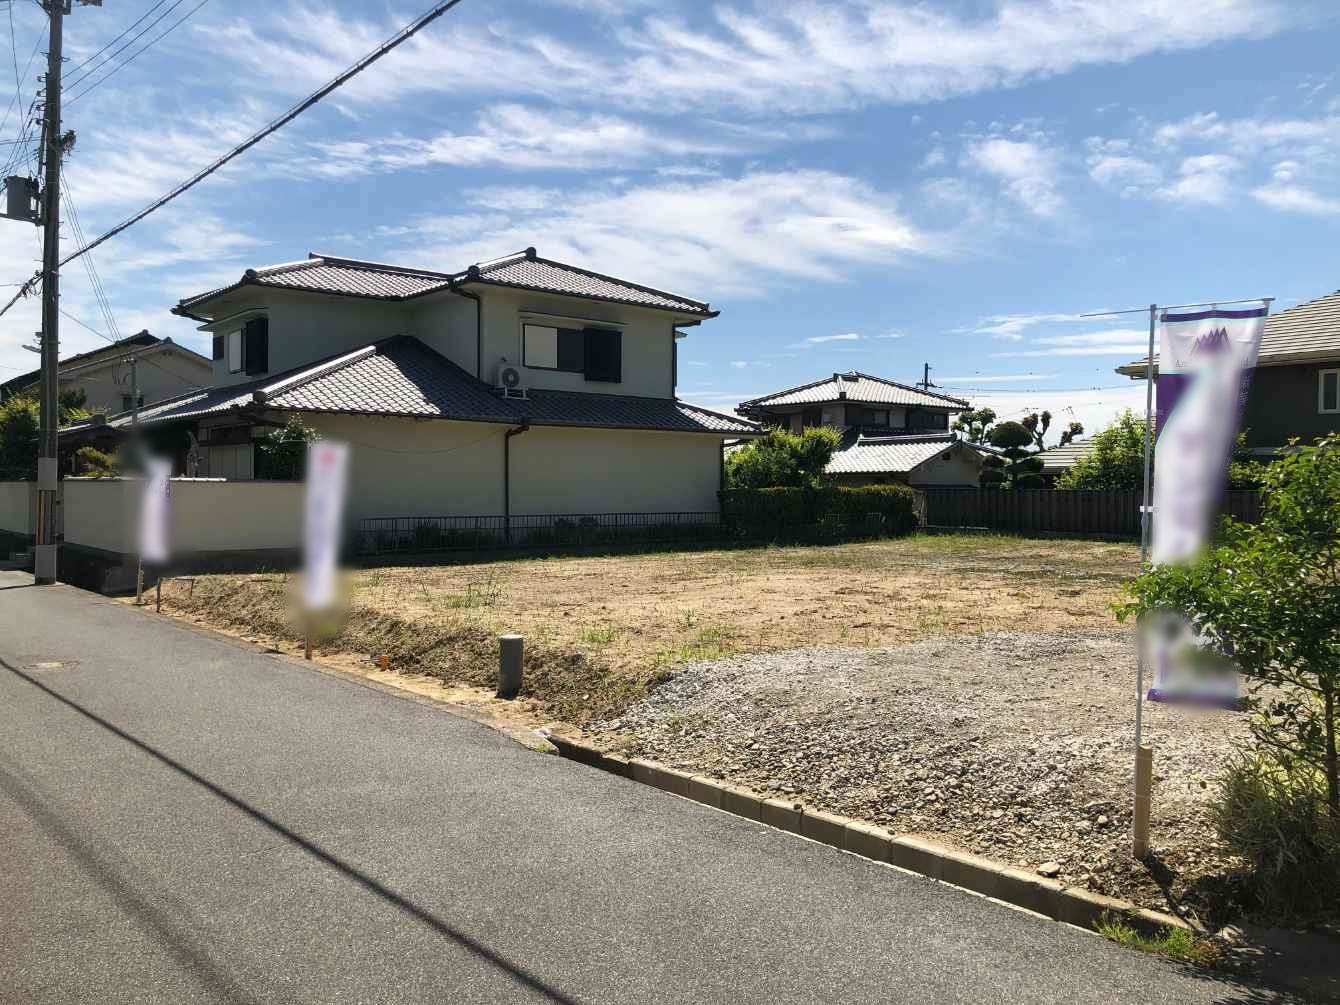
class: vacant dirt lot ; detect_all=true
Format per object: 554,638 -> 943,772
155,534 -> 1256,918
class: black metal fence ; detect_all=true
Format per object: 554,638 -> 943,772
353,511 -> 727,555
919,488 -> 1262,537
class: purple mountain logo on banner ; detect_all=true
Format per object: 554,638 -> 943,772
1190,327 -> 1229,356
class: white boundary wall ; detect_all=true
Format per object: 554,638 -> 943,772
0,482 -> 35,538
63,478 -> 303,557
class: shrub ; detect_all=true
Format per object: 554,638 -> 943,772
71,445 -> 121,477
1215,753 -> 1340,917
725,426 -> 841,489
720,484 -> 918,541
255,416 -> 319,481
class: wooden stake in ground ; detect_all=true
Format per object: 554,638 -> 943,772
1133,744 -> 1153,859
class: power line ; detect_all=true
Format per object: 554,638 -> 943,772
61,175 -> 121,342
0,0 -> 469,323
63,0 -> 171,84
58,306 -> 211,391
66,0 -> 212,105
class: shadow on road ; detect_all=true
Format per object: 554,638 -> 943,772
1,658 -> 582,1005
0,766 -> 263,1005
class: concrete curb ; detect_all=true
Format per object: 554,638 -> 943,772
547,734 -> 1192,937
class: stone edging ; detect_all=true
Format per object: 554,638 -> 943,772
548,734 -> 1191,937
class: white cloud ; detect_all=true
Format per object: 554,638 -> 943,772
965,312 -> 1092,340
938,373 -> 1060,383
213,1 -> 1299,116
1093,110 -> 1340,212
1252,183 -> 1340,215
993,327 -> 1150,358
1155,154 -> 1240,206
390,169 -> 938,300
967,385 -> 1145,440
807,333 -> 863,344
730,359 -> 772,369
963,137 -> 1065,216
289,104 -> 741,177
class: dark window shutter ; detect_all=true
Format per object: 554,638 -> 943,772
243,318 -> 269,375
556,328 -> 585,372
583,328 -> 621,383
212,334 -> 224,361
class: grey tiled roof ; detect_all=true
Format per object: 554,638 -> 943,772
176,250 -> 714,318
467,253 -> 714,316
825,432 -> 977,475
1118,291 -> 1340,374
89,337 -> 758,437
1038,439 -> 1094,473
739,372 -> 970,413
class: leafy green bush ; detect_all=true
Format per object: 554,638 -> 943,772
1215,753 -> 1340,918
720,484 -> 919,541
725,426 -> 841,489
71,445 -> 121,478
255,416 -> 319,481
1057,411 -> 1145,490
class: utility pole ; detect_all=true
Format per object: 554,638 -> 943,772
29,0 -> 100,584
917,363 -> 937,391
34,1 -> 65,586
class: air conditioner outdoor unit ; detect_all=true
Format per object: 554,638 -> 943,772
494,359 -> 527,398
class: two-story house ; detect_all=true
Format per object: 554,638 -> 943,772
74,249 -> 758,520
736,372 -> 985,486
1116,288 -> 1340,451
1,330 -> 211,415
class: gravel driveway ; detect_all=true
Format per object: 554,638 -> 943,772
588,628 -> 1252,918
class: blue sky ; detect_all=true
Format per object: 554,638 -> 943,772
3,0 -> 1339,436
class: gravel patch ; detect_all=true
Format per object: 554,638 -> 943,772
589,628 -> 1253,919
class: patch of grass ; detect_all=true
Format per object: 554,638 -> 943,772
1096,914 -> 1219,966
443,575 -> 502,610
582,625 -> 618,646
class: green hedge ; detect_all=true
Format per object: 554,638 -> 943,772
719,485 -> 920,542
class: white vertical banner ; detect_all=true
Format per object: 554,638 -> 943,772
303,441 -> 349,611
1146,304 -> 1267,707
138,457 -> 173,565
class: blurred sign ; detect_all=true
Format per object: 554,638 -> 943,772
303,441 -> 348,611
1147,305 -> 1266,707
138,458 -> 172,565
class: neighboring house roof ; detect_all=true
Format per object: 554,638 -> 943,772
174,248 -> 716,319
0,330 -> 185,398
79,336 -> 758,438
737,372 -> 970,414
1038,439 -> 1094,474
825,432 -> 980,475
1117,289 -> 1340,375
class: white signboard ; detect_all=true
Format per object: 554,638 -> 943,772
1146,305 -> 1266,707
138,457 -> 173,565
303,441 -> 349,611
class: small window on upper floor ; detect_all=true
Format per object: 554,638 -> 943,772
521,321 -> 621,383
226,330 -> 244,373
1321,368 -> 1339,414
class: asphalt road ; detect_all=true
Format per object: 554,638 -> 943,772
0,576 -> 1298,1004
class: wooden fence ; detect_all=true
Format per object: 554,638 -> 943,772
919,488 -> 1262,537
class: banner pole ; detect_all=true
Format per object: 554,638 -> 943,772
1133,303 -> 1157,859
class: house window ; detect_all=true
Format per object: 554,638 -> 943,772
226,330 -> 244,373
1321,369 -> 1339,414
521,322 -> 621,382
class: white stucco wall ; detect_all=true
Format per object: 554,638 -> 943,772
63,479 -> 138,554
477,287 -> 678,399
0,481 -> 33,536
302,414 -> 507,520
302,415 -> 722,518
408,290 -> 479,376
510,426 -> 720,515
209,289 -> 416,387
63,478 -> 303,556
907,446 -> 983,486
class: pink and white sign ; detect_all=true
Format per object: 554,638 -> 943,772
303,441 -> 349,611
1146,305 -> 1267,707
